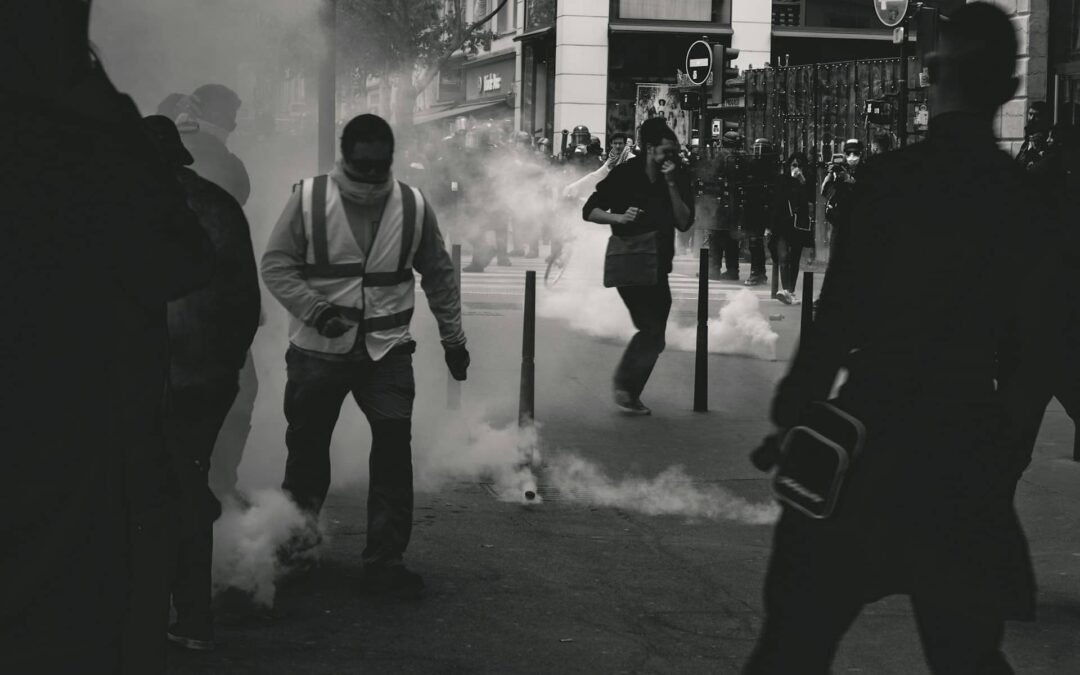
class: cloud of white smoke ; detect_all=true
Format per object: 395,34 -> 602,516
212,489 -> 319,607
537,221 -> 778,360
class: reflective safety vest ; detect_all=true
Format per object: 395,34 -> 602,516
289,176 -> 424,360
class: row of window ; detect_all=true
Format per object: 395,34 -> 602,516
523,0 -> 881,32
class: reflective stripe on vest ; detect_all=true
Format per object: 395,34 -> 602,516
288,177 -> 424,359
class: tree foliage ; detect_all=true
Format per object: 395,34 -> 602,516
338,0 -> 510,118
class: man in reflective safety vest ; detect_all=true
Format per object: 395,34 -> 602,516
262,114 -> 469,595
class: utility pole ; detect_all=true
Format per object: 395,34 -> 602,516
318,0 -> 338,174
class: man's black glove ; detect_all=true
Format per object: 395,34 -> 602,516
314,307 -> 355,338
445,344 -> 470,381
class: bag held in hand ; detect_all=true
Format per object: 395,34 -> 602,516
603,231 -> 658,288
773,401 -> 865,519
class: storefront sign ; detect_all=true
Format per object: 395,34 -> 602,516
479,73 -> 503,94
464,57 -> 516,101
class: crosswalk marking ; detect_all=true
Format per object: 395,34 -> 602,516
416,259 -> 785,303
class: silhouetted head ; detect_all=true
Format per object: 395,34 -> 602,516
926,2 -> 1019,115
871,132 -> 893,155
341,114 -> 395,184
0,0 -> 94,91
191,84 -> 242,133
639,117 -> 679,167
144,115 -> 194,168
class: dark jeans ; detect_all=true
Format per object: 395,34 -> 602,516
209,352 -> 258,499
614,278 -> 672,400
707,230 -> 741,278
768,233 -> 803,293
282,347 -> 415,567
165,378 -> 239,631
745,510 -> 1013,674
748,234 -> 767,277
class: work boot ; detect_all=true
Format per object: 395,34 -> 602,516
744,273 -> 768,286
464,262 -> 485,273
167,623 -> 215,652
719,270 -> 740,281
614,390 -> 652,416
496,257 -> 512,267
358,564 -> 425,598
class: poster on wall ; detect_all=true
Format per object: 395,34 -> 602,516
635,83 -> 691,145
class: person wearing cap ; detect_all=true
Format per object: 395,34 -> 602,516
747,4 -> 1046,671
261,114 -> 468,596
144,115 -> 261,651
820,137 -> 863,259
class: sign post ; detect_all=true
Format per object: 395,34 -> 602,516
875,0 -> 912,148
686,39 -> 714,148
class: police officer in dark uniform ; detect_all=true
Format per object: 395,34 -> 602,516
744,138 -> 780,287
746,5 -> 1046,671
707,131 -> 748,280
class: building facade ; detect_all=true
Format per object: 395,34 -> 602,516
417,0 -> 1054,153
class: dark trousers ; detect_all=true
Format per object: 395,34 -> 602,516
748,234 -> 767,277
470,226 -> 510,269
282,347 -> 415,567
768,233 -> 803,293
708,230 -> 741,278
614,278 -> 672,399
165,378 -> 239,631
209,352 -> 258,499
745,512 -> 1013,674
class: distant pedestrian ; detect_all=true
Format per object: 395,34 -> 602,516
145,115 -> 261,652
769,152 -> 813,304
261,114 -> 469,595
746,4 -> 1043,672
583,117 -> 693,415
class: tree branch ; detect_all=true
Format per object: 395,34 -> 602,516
413,0 -> 509,93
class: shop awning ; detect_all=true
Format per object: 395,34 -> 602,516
413,98 -> 510,125
514,26 -> 554,42
772,27 -> 896,41
609,21 -> 733,35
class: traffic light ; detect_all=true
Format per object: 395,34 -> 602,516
712,46 -> 740,105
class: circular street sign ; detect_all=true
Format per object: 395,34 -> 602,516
685,40 -> 713,87
874,0 -> 909,28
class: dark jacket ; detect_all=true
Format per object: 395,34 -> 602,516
0,66 -> 214,674
771,113 -> 1057,621
168,168 -> 261,387
182,130 -> 251,207
770,173 -> 813,241
582,155 -> 694,274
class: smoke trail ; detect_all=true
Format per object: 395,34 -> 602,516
414,413 -> 542,504
545,455 -> 779,525
212,489 -> 319,607
419,419 -> 777,525
667,288 -> 779,360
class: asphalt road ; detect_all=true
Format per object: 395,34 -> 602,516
169,257 -> 1080,674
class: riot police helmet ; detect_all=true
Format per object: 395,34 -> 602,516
571,125 -> 591,147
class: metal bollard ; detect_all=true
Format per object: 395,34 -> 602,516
448,244 -> 462,410
771,258 -> 780,300
519,270 -> 536,426
694,248 -> 709,413
801,271 -> 814,333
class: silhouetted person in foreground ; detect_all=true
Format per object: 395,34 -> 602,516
746,4 -> 1047,672
0,3 -> 213,674
145,115 -> 261,652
